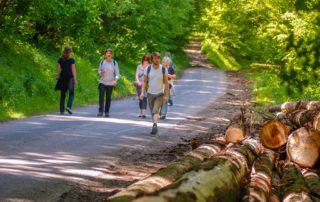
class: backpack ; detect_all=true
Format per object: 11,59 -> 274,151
100,60 -> 117,78
146,64 -> 166,83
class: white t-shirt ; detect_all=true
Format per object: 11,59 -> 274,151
98,60 -> 120,86
144,65 -> 168,95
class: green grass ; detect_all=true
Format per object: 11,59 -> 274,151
199,38 -> 320,106
201,41 -> 241,70
244,67 -> 320,107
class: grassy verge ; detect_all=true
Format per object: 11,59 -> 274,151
247,67 -> 320,107
0,38 -> 190,122
197,39 -> 320,106
0,38 -> 135,121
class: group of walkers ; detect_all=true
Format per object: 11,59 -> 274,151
55,47 -> 176,134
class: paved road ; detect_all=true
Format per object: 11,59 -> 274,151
0,68 -> 227,201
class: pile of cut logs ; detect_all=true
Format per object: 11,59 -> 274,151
108,101 -> 320,202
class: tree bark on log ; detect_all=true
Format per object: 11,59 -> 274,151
265,101 -> 320,113
287,127 -> 320,168
132,139 -> 263,202
242,149 -> 276,202
302,169 -> 320,201
288,109 -> 320,131
266,102 -> 298,113
260,120 -> 289,149
281,163 -> 312,202
108,142 -> 223,202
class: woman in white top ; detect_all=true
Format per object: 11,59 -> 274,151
135,55 -> 150,118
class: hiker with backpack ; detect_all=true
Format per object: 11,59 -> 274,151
160,56 -> 176,120
134,54 -> 151,118
97,48 -> 120,117
55,46 -> 77,115
140,52 -> 169,134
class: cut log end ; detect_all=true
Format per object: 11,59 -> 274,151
226,126 -> 246,143
260,120 -> 289,149
287,127 -> 320,168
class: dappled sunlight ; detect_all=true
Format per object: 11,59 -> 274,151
184,49 -> 202,54
4,199 -> 33,202
0,65 -> 230,200
181,79 -> 230,84
0,152 -> 135,192
176,84 -> 228,91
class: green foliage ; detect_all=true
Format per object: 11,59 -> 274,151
196,0 -> 320,103
0,0 -> 195,121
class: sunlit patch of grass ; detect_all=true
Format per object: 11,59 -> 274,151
201,41 -> 241,70
8,111 -> 26,119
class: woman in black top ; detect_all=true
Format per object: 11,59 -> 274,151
56,46 -> 77,115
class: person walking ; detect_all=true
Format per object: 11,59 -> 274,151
55,46 -> 77,115
97,48 -> 120,117
160,56 -> 176,120
165,52 -> 175,106
135,55 -> 150,118
140,52 -> 169,134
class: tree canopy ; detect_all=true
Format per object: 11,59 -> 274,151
197,0 -> 320,98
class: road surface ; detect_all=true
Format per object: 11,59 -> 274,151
0,66 -> 228,201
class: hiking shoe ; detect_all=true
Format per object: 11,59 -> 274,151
150,124 -> 158,135
97,112 -> 103,117
105,113 -> 110,118
160,115 -> 166,120
66,107 -> 72,115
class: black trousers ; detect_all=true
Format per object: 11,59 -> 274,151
99,84 -> 113,113
136,86 -> 147,110
60,78 -> 74,113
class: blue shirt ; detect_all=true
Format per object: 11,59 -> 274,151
168,65 -> 175,80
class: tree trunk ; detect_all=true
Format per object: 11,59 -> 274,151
265,101 -> 320,113
242,149 -> 276,202
265,102 -> 298,113
132,139 -> 263,202
287,127 -> 320,168
281,162 -> 312,202
108,142 -> 223,202
302,169 -> 320,201
260,120 -> 289,149
288,109 -> 320,132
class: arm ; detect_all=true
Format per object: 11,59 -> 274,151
163,74 -> 169,103
140,75 -> 148,100
57,63 -> 61,79
111,63 -> 120,86
98,62 -> 103,76
168,74 -> 177,80
71,63 -> 77,85
114,63 -> 120,81
135,66 -> 140,83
